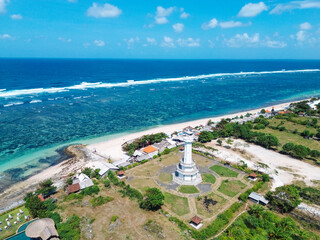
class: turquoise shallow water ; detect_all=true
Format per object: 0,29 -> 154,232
0,59 -> 320,191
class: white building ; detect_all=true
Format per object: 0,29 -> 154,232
173,136 -> 202,185
73,173 -> 94,190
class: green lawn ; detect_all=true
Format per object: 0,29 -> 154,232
210,165 -> 238,178
0,205 -> 30,239
218,180 -> 246,197
178,185 -> 199,194
202,173 -> 216,184
164,192 -> 190,216
158,172 -> 173,184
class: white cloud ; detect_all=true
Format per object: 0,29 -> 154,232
263,40 -> 287,48
146,37 -> 157,45
124,37 -> 139,48
202,18 -> 218,30
0,33 -> 11,39
161,36 -> 175,48
300,22 -> 312,30
180,12 -> 190,19
296,30 -> 306,41
0,0 -> 9,13
177,38 -> 200,47
219,20 -> 249,29
94,40 -> 105,46
155,6 -> 174,24
173,23 -> 184,33
225,33 -> 260,47
58,37 -> 72,42
203,18 -> 250,29
271,1 -> 320,14
83,42 -> 91,48
87,3 -> 122,18
10,14 -> 22,20
238,2 -> 268,17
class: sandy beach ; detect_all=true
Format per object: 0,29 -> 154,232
0,98 -> 310,212
87,101 -> 295,161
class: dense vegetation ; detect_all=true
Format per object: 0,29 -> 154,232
267,184 -> 320,213
122,132 -> 167,155
198,117 -> 279,149
217,205 -> 320,240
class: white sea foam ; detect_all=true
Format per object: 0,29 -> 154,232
3,101 -> 24,107
30,100 -> 42,104
0,69 -> 319,98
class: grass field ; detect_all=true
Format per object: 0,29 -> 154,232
254,127 -> 320,151
268,118 -> 318,134
158,173 -> 173,184
129,178 -> 158,194
164,192 -> 190,216
218,180 -> 247,197
0,206 -> 30,239
202,173 -> 216,184
178,185 -> 199,194
210,165 -> 238,178
195,192 -> 227,218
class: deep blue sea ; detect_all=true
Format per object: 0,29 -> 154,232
1,59 -> 320,191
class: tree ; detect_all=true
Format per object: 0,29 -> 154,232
248,204 -> 264,218
262,174 -> 270,182
266,185 -> 301,213
309,150 -> 320,158
217,139 -> 222,146
292,145 -> 310,159
261,109 -> 266,114
198,131 -> 213,143
24,193 -> 47,218
140,188 -> 164,211
282,142 -> 295,152
37,179 -> 56,197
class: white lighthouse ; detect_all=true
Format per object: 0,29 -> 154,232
173,136 -> 202,185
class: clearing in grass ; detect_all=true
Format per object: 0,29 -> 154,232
218,180 -> 246,197
178,185 -> 199,194
202,173 -> 216,184
210,165 -> 238,178
164,192 -> 190,216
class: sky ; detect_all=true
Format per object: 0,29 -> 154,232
1,0 -> 320,59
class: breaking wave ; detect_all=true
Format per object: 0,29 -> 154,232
0,69 -> 319,98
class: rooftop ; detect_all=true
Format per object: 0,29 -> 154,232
142,145 -> 157,154
66,183 -> 80,194
190,216 -> 202,225
25,218 -> 59,240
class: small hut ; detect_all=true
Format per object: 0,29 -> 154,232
117,170 -> 126,179
25,218 -> 59,240
248,172 -> 257,181
66,183 -> 80,194
190,216 -> 203,229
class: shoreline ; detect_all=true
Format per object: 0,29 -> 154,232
0,97 -> 310,211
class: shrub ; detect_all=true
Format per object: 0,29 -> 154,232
140,188 -> 165,211
103,179 -> 111,188
90,196 -> 113,207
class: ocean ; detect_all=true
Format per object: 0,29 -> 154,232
0,59 -> 320,191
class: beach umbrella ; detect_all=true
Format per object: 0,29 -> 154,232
17,212 -> 20,216
14,221 -> 17,225
0,221 -> 2,225
4,226 -> 7,229
19,209 -> 23,214
17,217 -> 20,222
8,214 -> 12,219
0,227 -> 2,231
7,221 -> 11,227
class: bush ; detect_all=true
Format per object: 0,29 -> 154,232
262,174 -> 270,182
140,188 -> 165,211
103,179 -> 111,188
81,185 -> 100,196
198,131 -> 214,143
57,214 -> 81,240
90,196 -> 113,207
110,215 -> 118,223
282,142 -> 295,152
